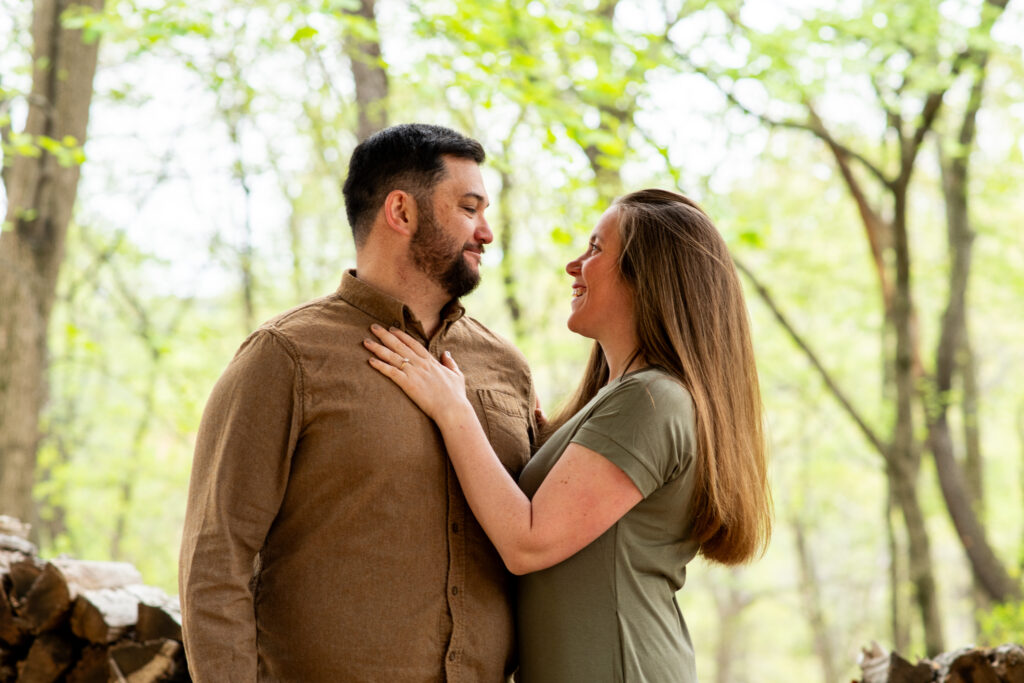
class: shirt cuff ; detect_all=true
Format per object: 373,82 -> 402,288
571,426 -> 661,497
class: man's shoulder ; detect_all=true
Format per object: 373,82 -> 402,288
262,293 -> 340,327
257,292 -> 362,341
224,293 -> 358,365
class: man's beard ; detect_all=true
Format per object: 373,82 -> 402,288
409,201 -> 481,299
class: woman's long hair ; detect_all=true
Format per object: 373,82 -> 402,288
549,189 -> 772,565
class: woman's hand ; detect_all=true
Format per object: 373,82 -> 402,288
363,324 -> 470,424
534,395 -> 548,435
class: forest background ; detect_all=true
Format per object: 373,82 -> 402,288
1,0 -> 1023,680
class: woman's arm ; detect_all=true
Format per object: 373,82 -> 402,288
364,325 -> 642,574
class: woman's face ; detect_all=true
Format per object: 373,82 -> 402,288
565,208 -> 635,341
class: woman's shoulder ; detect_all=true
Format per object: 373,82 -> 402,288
614,367 -> 694,411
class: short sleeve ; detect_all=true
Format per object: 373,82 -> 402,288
571,374 -> 696,497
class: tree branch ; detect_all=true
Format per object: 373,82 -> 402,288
714,80 -> 893,189
733,256 -> 889,461
902,90 -> 945,179
806,104 -> 894,306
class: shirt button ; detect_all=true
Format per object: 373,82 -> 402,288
451,586 -> 459,595
448,651 -> 457,661
451,523 -> 460,533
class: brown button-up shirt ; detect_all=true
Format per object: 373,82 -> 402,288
179,271 -> 537,682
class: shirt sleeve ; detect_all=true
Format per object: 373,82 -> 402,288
570,375 -> 696,497
178,329 -> 303,682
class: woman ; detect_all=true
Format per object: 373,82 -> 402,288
364,189 -> 772,682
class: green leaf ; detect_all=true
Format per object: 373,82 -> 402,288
738,230 -> 764,248
290,26 -> 318,43
550,227 -> 574,245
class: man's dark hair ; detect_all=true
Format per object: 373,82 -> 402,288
342,123 -> 486,247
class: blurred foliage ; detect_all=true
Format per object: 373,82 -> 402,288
979,601 -> 1024,646
2,0 -> 1023,679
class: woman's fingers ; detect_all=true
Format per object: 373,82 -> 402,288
365,325 -> 448,379
389,327 -> 432,359
369,324 -> 432,361
441,350 -> 461,375
368,324 -> 411,357
363,328 -> 467,424
362,338 -> 410,369
367,356 -> 408,381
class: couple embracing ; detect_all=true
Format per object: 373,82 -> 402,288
178,123 -> 772,683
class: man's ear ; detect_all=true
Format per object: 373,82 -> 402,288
382,190 -> 417,237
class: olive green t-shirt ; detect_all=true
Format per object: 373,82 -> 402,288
517,367 -> 700,683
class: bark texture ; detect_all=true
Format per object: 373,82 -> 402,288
0,0 -> 103,524
344,0 -> 388,141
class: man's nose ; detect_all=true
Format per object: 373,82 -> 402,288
475,217 -> 493,245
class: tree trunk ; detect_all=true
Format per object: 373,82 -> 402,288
497,167 -> 525,344
573,0 -> 627,206
1018,402 -> 1024,572
344,0 -> 388,141
792,518 -> 838,683
892,188 -> 946,655
222,102 -> 257,334
710,574 -> 751,683
811,104 -> 946,652
927,58 -> 1021,603
961,343 -> 983,513
889,454 -> 945,655
0,0 -> 103,525
886,482 -> 911,653
110,367 -> 156,561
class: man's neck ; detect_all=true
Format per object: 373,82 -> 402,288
354,260 -> 450,339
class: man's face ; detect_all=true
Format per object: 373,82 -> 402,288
409,156 -> 492,298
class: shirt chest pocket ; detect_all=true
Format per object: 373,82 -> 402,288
474,388 -> 532,476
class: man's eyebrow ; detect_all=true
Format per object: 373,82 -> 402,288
461,192 -> 488,205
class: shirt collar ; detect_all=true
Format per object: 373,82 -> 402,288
336,270 -> 465,337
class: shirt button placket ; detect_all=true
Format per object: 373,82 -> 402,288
444,384 -> 467,681
445,512 -> 465,676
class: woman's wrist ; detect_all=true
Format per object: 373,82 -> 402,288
435,397 -> 476,431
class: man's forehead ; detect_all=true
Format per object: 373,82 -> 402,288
437,158 -> 489,201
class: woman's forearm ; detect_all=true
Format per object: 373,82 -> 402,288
437,401 -> 541,575
436,400 -> 643,575
363,325 -> 642,575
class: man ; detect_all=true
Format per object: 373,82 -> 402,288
179,124 -> 537,682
